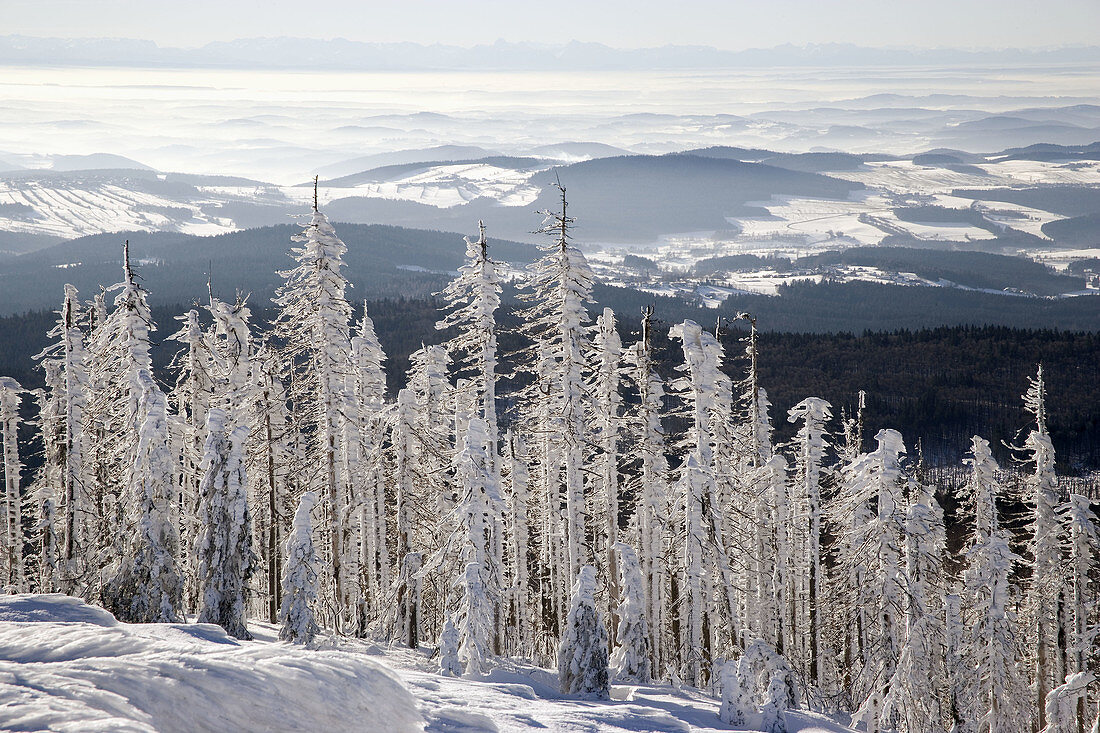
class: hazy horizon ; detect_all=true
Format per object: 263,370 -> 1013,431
6,0 -> 1099,51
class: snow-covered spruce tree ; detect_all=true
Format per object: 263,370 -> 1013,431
0,377 -> 25,591
456,561 -> 495,676
719,640 -> 799,732
436,221 -> 501,454
763,452 -> 791,658
960,436 -> 1029,733
558,565 -> 610,699
730,315 -> 780,655
272,199 -> 356,629
194,408 -> 253,640
1062,492 -> 1099,730
590,307 -> 624,623
744,388 -> 782,652
208,296 -> 252,420
676,450 -> 709,686
280,491 -> 320,645
403,343 -> 461,643
438,614 -> 462,677
84,242 -> 157,593
30,374 -> 61,593
834,429 -> 908,732
505,431 -> 533,655
786,397 -> 832,691
103,370 -> 183,623
347,305 -> 389,624
389,387 -> 427,648
33,284 -> 91,594
883,476 -> 948,733
610,542 -> 650,683
166,307 -> 215,609
517,183 -> 595,593
624,307 -> 672,676
451,416 -> 505,665
1023,366 -> 1065,730
670,319 -> 739,684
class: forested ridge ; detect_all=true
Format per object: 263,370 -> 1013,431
1,301 -> 1097,471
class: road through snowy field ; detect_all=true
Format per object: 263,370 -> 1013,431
0,595 -> 854,732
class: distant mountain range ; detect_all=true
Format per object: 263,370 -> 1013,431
3,36 -> 1100,70
3,141 -> 1100,252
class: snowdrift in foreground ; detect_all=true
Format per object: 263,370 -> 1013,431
1,594 -> 855,732
0,594 -> 421,733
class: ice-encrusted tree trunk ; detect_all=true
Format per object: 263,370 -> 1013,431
624,308 -> 671,676
349,305 -> 389,620
677,450 -> 709,687
34,285 -> 91,595
401,345 -> 455,637
558,565 -> 610,699
390,388 -> 420,646
787,397 -> 832,692
1024,366 -> 1064,732
518,183 -> 595,591
835,429 -> 908,733
610,542 -> 651,683
0,377 -> 24,591
961,436 -> 1029,733
247,345 -> 292,624
166,307 -> 215,610
1044,673 -> 1096,733
1062,493 -> 1099,732
103,371 -> 183,624
452,417 -> 505,668
505,431 -> 533,655
280,491 -> 319,645
273,201 -> 355,629
194,408 -> 253,640
670,319 -> 739,684
32,380 -> 61,593
590,307 -> 623,627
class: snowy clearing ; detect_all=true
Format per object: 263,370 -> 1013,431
0,594 -> 854,733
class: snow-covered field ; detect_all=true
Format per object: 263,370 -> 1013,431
0,180 -> 241,239
1,594 -> 854,733
327,163 -> 543,209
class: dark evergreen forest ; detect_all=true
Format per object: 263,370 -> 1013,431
1,296 -> 1096,472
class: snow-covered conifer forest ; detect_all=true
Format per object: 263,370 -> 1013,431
1,186 -> 1098,733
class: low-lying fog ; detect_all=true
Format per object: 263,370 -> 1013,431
2,62 -> 1099,182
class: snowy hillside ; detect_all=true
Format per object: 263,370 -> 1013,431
0,594 -> 853,733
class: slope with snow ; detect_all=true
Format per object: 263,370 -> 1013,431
0,594 -> 855,733
0,594 -> 421,733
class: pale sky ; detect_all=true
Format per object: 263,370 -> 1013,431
3,0 -> 1098,50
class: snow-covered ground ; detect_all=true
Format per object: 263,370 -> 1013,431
1,594 -> 855,733
321,163 -> 543,209
0,180 -> 241,239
